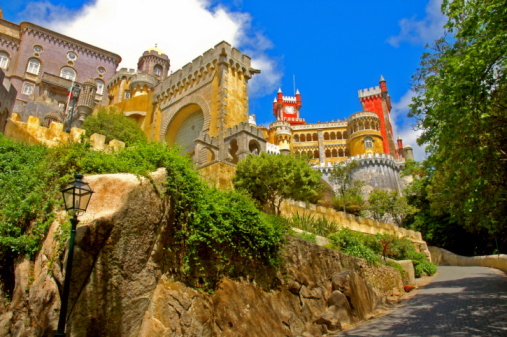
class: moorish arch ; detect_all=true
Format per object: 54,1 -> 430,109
165,103 -> 204,155
160,94 -> 211,153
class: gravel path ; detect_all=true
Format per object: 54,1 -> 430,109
333,266 -> 507,337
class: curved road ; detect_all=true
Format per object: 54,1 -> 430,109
335,266 -> 507,337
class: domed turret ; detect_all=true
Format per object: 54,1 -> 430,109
137,44 -> 170,79
347,111 -> 383,157
269,120 -> 292,155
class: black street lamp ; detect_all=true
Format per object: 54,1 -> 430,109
66,85 -> 81,133
55,173 -> 94,337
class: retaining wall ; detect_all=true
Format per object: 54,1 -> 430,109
429,246 -> 507,272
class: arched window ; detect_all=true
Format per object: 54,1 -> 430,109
0,52 -> 9,69
339,148 -> 344,157
22,82 -> 35,95
343,131 -> 348,139
154,64 -> 163,76
332,149 -> 338,157
313,150 -> 319,159
300,134 -> 306,142
337,131 -> 342,139
60,67 -> 76,81
306,133 -> 312,141
330,132 -> 336,140
95,79 -> 105,95
294,134 -> 299,142
324,132 -> 329,140
26,59 -> 41,75
312,133 -> 318,141
365,121 -> 371,129
364,136 -> 374,150
325,149 -> 331,158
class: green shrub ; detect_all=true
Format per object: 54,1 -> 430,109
343,244 -> 380,264
327,228 -> 379,264
291,231 -> 317,244
81,107 -> 147,146
287,212 -> 339,237
327,228 -> 367,250
414,261 -> 437,277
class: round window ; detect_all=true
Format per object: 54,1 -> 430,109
98,66 -> 106,74
67,52 -> 77,60
33,45 -> 43,53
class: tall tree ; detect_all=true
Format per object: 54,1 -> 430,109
364,188 -> 417,226
409,0 -> 507,252
329,160 -> 362,213
233,153 -> 323,215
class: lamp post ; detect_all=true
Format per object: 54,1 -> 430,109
66,85 -> 81,133
56,173 -> 94,337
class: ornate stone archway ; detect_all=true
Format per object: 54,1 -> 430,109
160,94 -> 211,142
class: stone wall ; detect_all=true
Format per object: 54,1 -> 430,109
280,199 -> 427,248
429,246 -> 507,272
3,112 -> 124,151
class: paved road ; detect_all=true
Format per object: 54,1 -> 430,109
334,266 -> 507,337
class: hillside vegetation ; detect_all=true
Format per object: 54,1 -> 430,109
0,135 -> 285,293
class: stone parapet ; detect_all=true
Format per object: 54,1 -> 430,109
4,112 -> 124,151
280,199 -> 425,244
429,246 -> 507,272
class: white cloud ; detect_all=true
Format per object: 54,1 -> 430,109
390,90 -> 427,162
388,0 -> 446,47
21,0 -> 281,96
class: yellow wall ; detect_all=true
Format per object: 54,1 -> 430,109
348,132 -> 383,157
224,69 -> 248,129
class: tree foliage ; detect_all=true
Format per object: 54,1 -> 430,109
81,107 -> 147,146
329,160 -> 363,213
409,0 -> 507,252
364,188 -> 417,226
233,153 -> 323,215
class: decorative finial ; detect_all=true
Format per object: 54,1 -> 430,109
380,75 -> 385,81
278,88 -> 282,93
296,89 -> 300,95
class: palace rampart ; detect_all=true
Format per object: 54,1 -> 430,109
3,112 -> 124,151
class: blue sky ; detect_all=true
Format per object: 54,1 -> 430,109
1,0 -> 446,160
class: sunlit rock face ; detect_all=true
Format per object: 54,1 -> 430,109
0,171 -> 403,337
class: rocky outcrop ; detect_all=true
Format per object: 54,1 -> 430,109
0,171 -> 404,337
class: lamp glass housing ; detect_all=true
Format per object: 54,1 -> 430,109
61,173 -> 93,216
72,85 -> 81,99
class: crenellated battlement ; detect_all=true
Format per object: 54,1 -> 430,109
4,113 -> 124,151
155,41 -> 259,104
313,152 -> 401,174
225,121 -> 264,138
282,95 -> 297,103
358,86 -> 381,99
